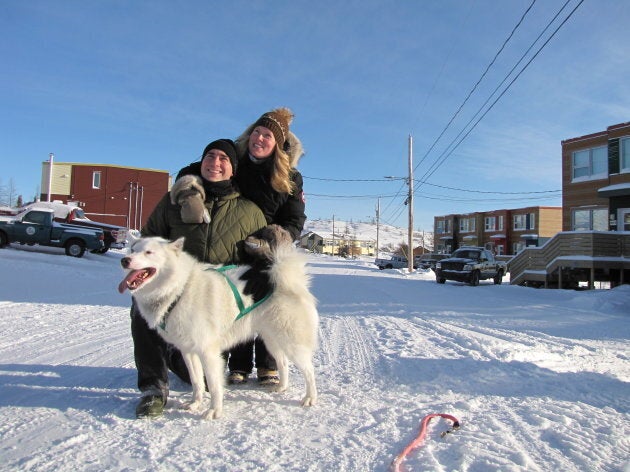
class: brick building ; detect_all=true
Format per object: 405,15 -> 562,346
40,161 -> 170,230
561,122 -> 630,232
434,206 -> 562,256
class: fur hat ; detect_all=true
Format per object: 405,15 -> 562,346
253,107 -> 293,147
202,139 -> 238,173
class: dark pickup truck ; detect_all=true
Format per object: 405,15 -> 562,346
0,208 -> 105,257
21,202 -> 127,253
435,246 -> 507,286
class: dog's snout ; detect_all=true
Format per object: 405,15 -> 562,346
121,257 -> 131,268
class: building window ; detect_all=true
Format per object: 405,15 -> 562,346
622,137 -> 630,172
498,215 -> 504,230
572,208 -> 608,231
572,146 -> 608,181
92,171 -> 101,189
459,217 -> 475,233
513,213 -> 535,230
485,217 -> 496,231
513,215 -> 526,230
437,219 -> 450,233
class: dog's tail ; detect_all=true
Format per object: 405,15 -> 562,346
268,241 -> 315,304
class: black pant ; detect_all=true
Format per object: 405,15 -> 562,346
227,337 -> 277,373
130,302 -> 192,402
131,302 -> 277,398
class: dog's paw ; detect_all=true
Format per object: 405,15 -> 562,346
270,384 -> 287,393
184,400 -> 203,412
301,396 -> 317,407
202,408 -> 223,420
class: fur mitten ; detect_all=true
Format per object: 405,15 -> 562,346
170,175 -> 210,224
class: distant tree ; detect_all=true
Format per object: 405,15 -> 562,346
16,195 -> 23,208
0,178 -> 19,207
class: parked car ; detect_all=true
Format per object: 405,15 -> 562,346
0,208 -> 104,257
435,246 -> 507,286
414,253 -> 451,270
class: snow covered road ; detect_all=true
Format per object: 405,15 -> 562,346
0,248 -> 628,471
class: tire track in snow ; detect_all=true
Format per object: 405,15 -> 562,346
317,314 -> 381,385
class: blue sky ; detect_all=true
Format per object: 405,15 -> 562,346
2,0 -> 629,230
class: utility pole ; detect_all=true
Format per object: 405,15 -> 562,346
375,197 -> 380,258
407,135 -> 414,273
332,215 -> 335,256
384,135 -> 414,272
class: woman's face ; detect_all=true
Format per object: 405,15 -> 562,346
248,126 -> 277,160
200,149 -> 233,182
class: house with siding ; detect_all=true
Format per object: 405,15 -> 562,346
299,231 -> 375,257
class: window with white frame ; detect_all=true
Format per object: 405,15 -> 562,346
459,217 -> 475,233
485,217 -> 496,231
622,137 -> 630,172
572,208 -> 608,231
513,213 -> 535,230
436,219 -> 450,233
498,215 -> 504,230
92,171 -> 101,189
513,215 -> 526,230
572,146 -> 608,181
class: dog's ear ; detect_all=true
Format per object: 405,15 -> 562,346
170,237 -> 186,253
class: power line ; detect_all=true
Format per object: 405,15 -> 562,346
414,0 -> 538,173
415,0 -> 583,188
303,175 -> 560,195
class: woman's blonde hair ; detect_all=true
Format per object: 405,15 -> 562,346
271,144 -> 295,195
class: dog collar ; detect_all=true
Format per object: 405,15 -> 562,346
158,294 -> 183,331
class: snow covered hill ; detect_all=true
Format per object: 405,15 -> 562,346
304,218 -> 434,256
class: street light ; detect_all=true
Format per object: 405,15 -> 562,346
384,135 -> 414,272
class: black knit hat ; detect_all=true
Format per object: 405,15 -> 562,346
202,139 -> 238,172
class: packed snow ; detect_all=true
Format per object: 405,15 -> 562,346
0,239 -> 628,471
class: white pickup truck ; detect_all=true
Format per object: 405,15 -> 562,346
374,255 -> 414,270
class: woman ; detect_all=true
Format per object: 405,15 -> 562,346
131,138 -> 268,418
177,107 -> 307,386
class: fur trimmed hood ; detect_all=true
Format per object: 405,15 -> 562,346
234,109 -> 305,168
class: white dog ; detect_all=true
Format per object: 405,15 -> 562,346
118,226 -> 318,419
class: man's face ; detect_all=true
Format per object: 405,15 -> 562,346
201,149 -> 233,182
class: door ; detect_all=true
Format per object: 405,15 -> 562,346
618,208 -> 630,231
18,211 -> 51,244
